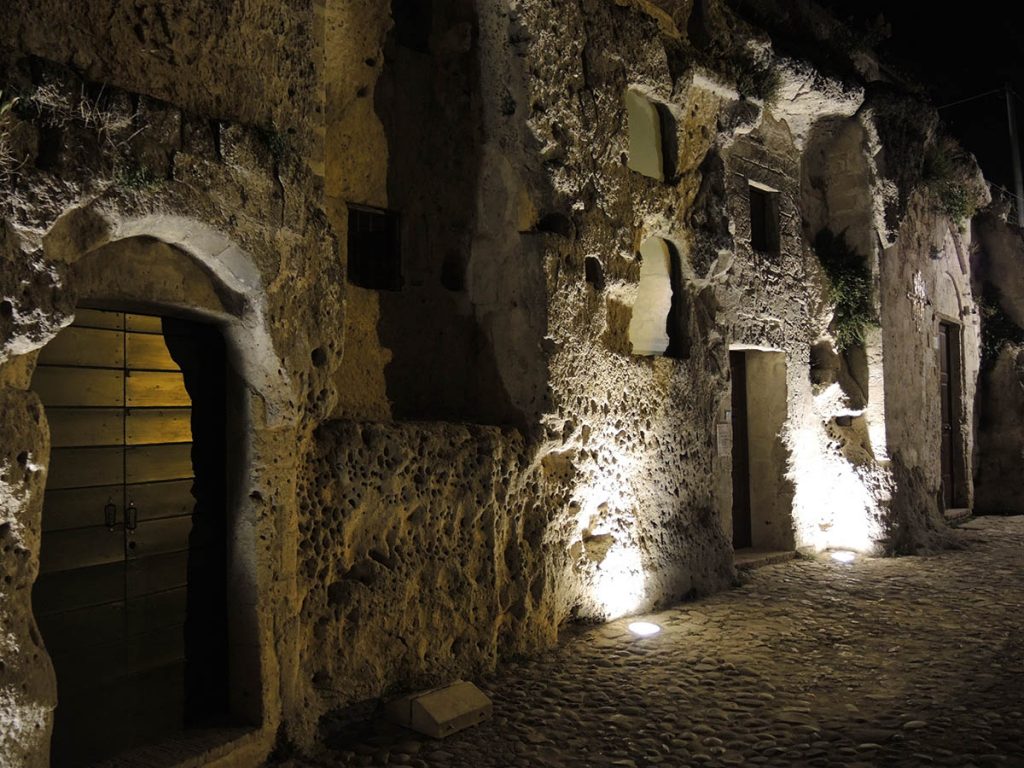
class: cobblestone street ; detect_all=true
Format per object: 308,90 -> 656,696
287,516 -> 1024,768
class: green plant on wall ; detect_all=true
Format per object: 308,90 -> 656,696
922,138 -> 977,223
979,283 -> 1024,368
0,90 -> 20,182
113,160 -> 163,191
813,229 -> 878,351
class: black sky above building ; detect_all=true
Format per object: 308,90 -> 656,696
819,0 -> 1024,192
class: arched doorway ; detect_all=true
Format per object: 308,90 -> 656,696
5,213 -> 303,767
30,305 -> 234,765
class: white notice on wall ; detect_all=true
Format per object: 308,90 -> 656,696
716,423 -> 733,457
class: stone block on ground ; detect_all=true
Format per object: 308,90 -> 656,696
385,681 -> 493,739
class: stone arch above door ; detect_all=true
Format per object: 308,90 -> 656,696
46,209 -> 296,427
2,206 -> 302,767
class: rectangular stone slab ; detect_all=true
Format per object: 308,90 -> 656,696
385,680 -> 493,738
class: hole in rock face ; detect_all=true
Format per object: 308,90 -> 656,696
629,238 -> 690,359
0,300 -> 13,319
536,212 -> 574,238
584,256 -> 605,291
311,347 -> 328,367
440,250 -> 466,291
664,241 -> 691,360
810,339 -> 839,386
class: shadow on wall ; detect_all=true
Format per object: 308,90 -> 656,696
373,0 -> 522,428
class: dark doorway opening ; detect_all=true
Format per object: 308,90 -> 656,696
30,308 -> 231,766
729,349 -> 794,552
938,321 -> 966,509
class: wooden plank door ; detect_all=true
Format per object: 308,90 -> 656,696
121,312 -> 195,749
33,309 -> 131,766
31,309 -> 197,766
938,322 -> 956,509
730,351 -> 753,549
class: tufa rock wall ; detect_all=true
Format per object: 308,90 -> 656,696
0,0 -> 995,764
972,213 -> 1024,514
0,56 -> 339,765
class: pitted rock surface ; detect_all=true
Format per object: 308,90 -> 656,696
282,516 -> 1024,768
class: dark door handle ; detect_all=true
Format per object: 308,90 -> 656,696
126,501 -> 138,531
104,500 -> 117,529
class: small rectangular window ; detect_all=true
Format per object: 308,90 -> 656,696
347,205 -> 401,291
749,183 -> 780,255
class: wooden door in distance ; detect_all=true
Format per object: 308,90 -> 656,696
938,323 -> 954,509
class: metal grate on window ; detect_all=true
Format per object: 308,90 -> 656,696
347,205 -> 402,291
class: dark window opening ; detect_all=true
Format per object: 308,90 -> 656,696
347,205 -> 402,291
656,103 -> 678,182
536,212 -> 574,238
749,183 -> 780,255
584,256 -> 605,291
665,242 -> 691,360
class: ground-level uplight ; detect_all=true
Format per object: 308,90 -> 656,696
628,621 -> 661,637
830,550 -> 857,564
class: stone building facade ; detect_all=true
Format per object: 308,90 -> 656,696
0,0 -> 995,765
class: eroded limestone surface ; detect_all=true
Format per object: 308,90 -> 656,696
0,0 -> 1001,764
283,516 -> 1024,768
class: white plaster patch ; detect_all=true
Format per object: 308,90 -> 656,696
625,89 -> 664,181
628,237 -> 673,355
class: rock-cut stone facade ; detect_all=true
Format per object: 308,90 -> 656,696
0,0 -> 999,765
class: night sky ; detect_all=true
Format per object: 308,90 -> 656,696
820,1 -> 1024,192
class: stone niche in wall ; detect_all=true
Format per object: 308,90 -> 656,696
629,237 -> 673,355
626,236 -> 691,359
625,88 -> 665,181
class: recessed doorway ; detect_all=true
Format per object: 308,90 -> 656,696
938,321 -> 966,509
729,349 -> 794,552
30,307 -> 231,766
